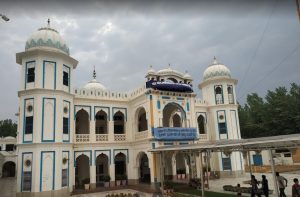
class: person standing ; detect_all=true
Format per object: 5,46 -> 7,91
251,175 -> 261,197
292,178 -> 300,197
261,175 -> 269,197
276,172 -> 288,197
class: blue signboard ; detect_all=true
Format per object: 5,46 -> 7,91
153,127 -> 197,141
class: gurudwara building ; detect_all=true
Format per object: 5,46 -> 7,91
16,22 -> 243,196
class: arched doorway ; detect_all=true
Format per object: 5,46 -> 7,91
176,153 -> 187,179
114,111 -> 125,134
197,115 -> 206,134
2,161 -> 16,177
96,154 -> 109,187
75,155 -> 90,189
114,153 -> 127,181
95,110 -> 108,134
137,107 -> 148,132
164,153 -> 173,180
75,109 -> 90,134
138,153 -> 150,183
163,103 -> 186,127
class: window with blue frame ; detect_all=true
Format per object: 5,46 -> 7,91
27,67 -> 35,83
63,117 -> 69,134
222,157 -> 231,170
25,116 -> 33,134
219,122 -> 227,134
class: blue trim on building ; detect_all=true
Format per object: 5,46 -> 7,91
63,64 -> 71,93
94,106 -> 110,121
74,105 -> 92,120
216,110 -> 228,139
24,61 -> 35,90
94,150 -> 111,165
230,110 -> 240,139
161,96 -> 170,99
43,60 -> 57,89
21,152 -> 33,192
186,102 -> 190,112
63,100 -> 71,142
164,142 -> 174,146
41,97 -> 56,142
112,107 -> 127,121
157,100 -> 161,109
74,150 -> 92,166
23,98 -> 34,143
40,151 -> 55,192
62,151 -> 70,187
113,149 -> 129,163
176,97 -> 184,100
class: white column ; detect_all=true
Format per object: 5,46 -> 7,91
90,120 -> 95,143
269,149 -> 279,197
196,154 -> 201,178
200,152 -> 205,197
90,165 -> 96,189
149,153 -> 155,183
108,121 -> 114,141
172,154 -> 177,179
109,163 -> 115,185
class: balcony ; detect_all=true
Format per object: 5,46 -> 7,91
198,134 -> 208,140
114,134 -> 126,141
75,134 -> 126,143
75,134 -> 90,143
96,134 -> 108,142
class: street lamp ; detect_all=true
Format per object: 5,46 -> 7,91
0,14 -> 9,21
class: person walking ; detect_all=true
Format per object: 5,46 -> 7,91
292,178 -> 300,197
251,175 -> 261,197
276,172 -> 288,197
261,175 -> 269,197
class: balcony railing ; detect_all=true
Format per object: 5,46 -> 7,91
114,134 -> 126,141
75,134 -> 90,143
96,134 -> 108,142
198,134 -> 208,140
135,130 -> 149,140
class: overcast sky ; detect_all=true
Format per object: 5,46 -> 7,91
1,0 -> 300,121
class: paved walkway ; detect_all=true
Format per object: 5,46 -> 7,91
0,177 -> 16,197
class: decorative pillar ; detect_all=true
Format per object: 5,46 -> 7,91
196,154 -> 201,178
90,120 -> 95,143
109,162 -> 115,186
108,121 -> 114,141
172,153 -> 177,180
90,165 -> 96,189
184,157 -> 189,180
269,149 -> 279,197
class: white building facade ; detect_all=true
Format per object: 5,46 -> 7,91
16,23 -> 244,197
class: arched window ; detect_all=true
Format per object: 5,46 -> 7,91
75,109 -> 90,134
137,108 -> 148,132
114,111 -> 124,134
162,103 -> 186,127
215,86 -> 223,104
95,110 -> 107,134
172,113 -> 181,127
197,115 -> 205,134
227,86 -> 234,104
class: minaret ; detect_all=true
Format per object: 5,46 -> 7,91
199,57 -> 243,177
16,20 -> 78,196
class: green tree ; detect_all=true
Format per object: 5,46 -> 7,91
0,119 -> 17,137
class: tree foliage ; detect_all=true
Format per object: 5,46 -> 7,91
239,83 -> 300,138
0,119 -> 17,137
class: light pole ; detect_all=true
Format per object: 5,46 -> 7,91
0,14 -> 9,21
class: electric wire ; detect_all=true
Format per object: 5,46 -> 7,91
238,0 -> 278,93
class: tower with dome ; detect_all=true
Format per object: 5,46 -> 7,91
16,21 -> 243,197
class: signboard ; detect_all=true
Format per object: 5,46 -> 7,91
153,127 -> 197,140
146,80 -> 193,92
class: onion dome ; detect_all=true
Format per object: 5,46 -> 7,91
84,67 -> 107,91
203,57 -> 231,81
146,65 -> 155,75
183,70 -> 192,80
157,64 -> 183,77
25,19 -> 70,55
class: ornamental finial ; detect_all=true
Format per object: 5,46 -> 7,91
93,66 -> 96,79
47,18 -> 50,27
213,56 -> 218,64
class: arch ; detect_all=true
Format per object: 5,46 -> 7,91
75,109 -> 90,134
162,102 -> 186,127
96,154 -> 109,186
167,78 -> 178,83
136,107 -> 148,132
75,154 -> 90,189
114,111 -> 125,134
227,86 -> 234,104
2,161 -> 16,177
175,152 -> 187,179
95,110 -> 108,134
215,86 -> 223,104
197,115 -> 206,134
172,113 -> 181,127
138,153 -> 151,183
114,153 -> 127,180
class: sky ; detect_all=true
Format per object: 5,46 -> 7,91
0,0 -> 300,121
